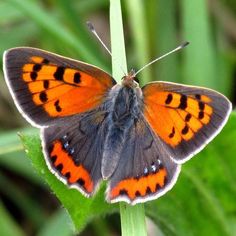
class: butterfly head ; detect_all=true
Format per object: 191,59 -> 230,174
122,69 -> 139,88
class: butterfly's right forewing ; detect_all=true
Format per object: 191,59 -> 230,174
3,47 -> 116,127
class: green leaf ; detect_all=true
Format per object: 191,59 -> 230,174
181,0 -> 217,89
0,201 -> 25,236
0,172 -> 46,228
37,209 -> 74,236
0,128 -> 37,155
20,134 -> 116,233
5,0 -> 108,70
0,128 -> 43,185
146,112 -> 236,236
154,0 -> 180,83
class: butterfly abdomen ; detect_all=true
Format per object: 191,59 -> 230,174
101,86 -> 141,179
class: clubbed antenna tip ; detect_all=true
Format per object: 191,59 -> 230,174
86,21 -> 95,32
181,41 -> 190,48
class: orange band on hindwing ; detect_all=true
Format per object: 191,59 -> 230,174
49,140 -> 94,194
110,167 -> 167,201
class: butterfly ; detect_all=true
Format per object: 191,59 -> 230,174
3,47 -> 232,205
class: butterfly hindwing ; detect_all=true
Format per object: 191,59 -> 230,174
3,47 -> 116,127
142,82 -> 232,163
107,117 -> 180,205
42,108 -> 109,196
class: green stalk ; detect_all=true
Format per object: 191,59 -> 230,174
125,0 -> 151,85
109,1 -> 147,235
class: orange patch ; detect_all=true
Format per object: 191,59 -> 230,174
22,61 -> 112,117
110,168 -> 167,200
28,80 -> 62,93
201,95 -> 212,103
144,103 -> 182,146
50,141 -> 94,193
43,88 -> 104,116
23,64 -> 34,73
31,56 -> 45,64
144,89 -> 214,147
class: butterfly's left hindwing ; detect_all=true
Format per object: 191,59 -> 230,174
107,118 -> 180,205
42,108 -> 109,196
142,82 -> 232,163
3,47 -> 116,127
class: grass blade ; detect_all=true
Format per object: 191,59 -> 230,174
110,1 -> 147,235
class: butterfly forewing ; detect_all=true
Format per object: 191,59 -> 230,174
3,47 -> 115,127
142,82 -> 232,163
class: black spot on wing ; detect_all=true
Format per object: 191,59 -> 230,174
54,100 -> 62,112
169,127 -> 175,138
56,163 -> 63,172
198,111 -> 204,119
185,113 -> 192,122
146,186 -> 152,194
77,178 -> 85,186
30,71 -> 37,81
43,80 -> 49,89
165,93 -> 173,105
119,189 -> 128,196
54,66 -> 65,81
181,125 -> 189,135
33,64 -> 42,72
195,94 -> 201,100
199,101 -> 205,110
178,95 -> 187,109
42,58 -> 50,64
73,72 -> 81,84
39,92 -> 48,102
135,191 -> 141,197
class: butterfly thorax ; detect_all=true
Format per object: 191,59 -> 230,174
121,69 -> 139,88
101,84 -> 142,179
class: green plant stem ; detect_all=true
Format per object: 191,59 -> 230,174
110,0 -> 127,80
120,203 -> 147,236
109,1 -> 147,235
125,0 -> 151,85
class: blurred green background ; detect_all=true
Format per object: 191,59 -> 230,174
0,0 -> 236,235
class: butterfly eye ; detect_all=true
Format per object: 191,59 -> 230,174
134,77 -> 139,83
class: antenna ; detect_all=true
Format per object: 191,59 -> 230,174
86,21 -> 126,76
134,41 -> 189,76
87,21 -> 112,56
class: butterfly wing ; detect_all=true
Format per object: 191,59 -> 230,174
3,47 -> 116,127
107,118 -> 180,205
42,107 -> 109,196
142,81 -> 232,163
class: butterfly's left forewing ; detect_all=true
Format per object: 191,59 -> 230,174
142,82 -> 232,163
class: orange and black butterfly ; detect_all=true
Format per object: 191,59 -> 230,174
3,47 -> 231,205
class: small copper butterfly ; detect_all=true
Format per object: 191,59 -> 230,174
3,46 -> 232,205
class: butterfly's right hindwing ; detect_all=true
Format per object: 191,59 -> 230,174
42,108 -> 109,196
